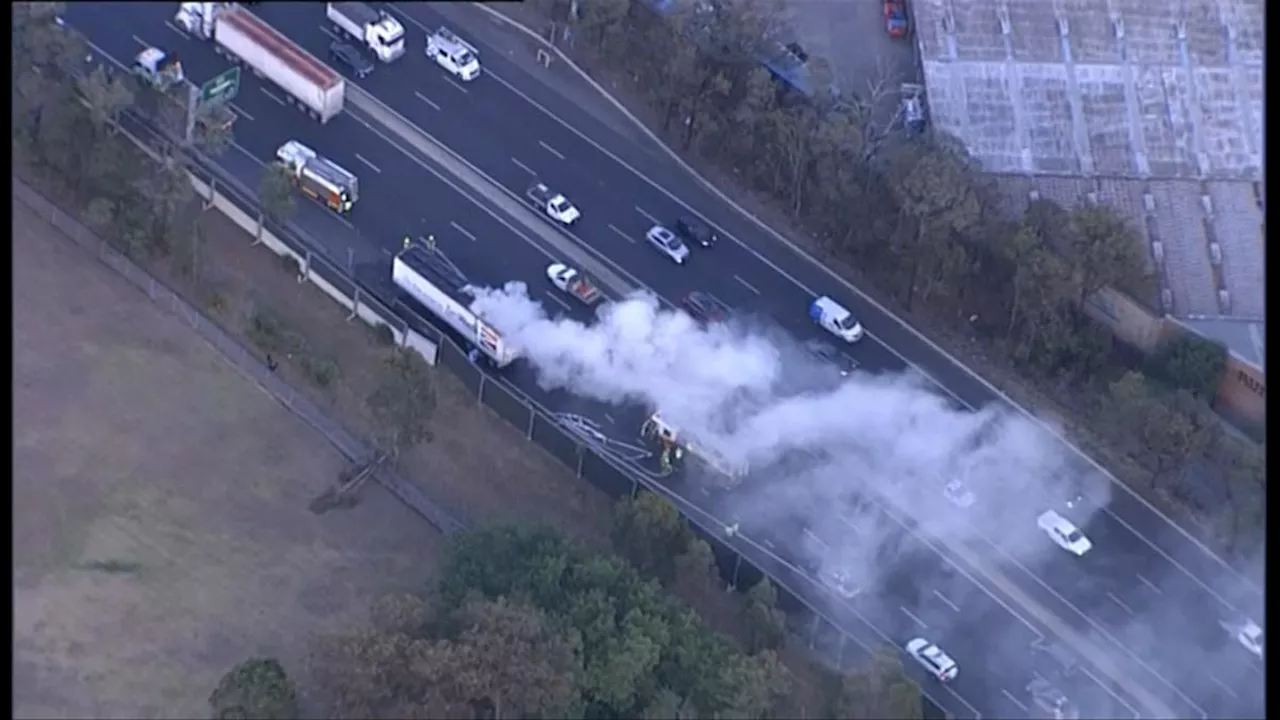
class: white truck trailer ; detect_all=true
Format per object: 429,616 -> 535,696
174,2 -> 345,123
392,244 -> 519,368
326,2 -> 405,63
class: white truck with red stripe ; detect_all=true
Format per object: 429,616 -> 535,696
174,2 -> 345,123
392,243 -> 518,368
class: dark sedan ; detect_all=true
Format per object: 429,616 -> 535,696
804,339 -> 858,376
682,291 -> 732,324
329,40 -> 374,79
675,216 -> 718,248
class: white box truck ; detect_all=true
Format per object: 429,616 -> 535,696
326,2 -> 405,63
174,2 -> 345,123
392,243 -> 519,368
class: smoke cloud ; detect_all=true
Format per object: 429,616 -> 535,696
470,282 -> 1096,556
470,282 -> 1259,717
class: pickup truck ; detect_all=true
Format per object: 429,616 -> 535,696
546,263 -> 601,305
526,182 -> 581,225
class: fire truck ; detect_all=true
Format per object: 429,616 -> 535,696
641,412 -> 748,486
274,140 -> 358,214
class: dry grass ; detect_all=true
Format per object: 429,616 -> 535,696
13,196 -> 446,719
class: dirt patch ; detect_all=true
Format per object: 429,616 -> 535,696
189,209 -> 614,539
13,197 -> 446,719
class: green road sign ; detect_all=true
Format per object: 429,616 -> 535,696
200,66 -> 240,106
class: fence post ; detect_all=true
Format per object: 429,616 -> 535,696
835,632 -> 847,669
808,614 -> 821,650
535,48 -> 552,68
297,250 -> 310,283
526,407 -> 535,440
575,446 -> 585,478
251,213 -> 265,246
348,286 -> 360,321
476,372 -> 486,405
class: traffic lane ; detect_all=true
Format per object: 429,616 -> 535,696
719,479 -> 1053,718
656,478 -> 979,719
396,0 -> 1261,609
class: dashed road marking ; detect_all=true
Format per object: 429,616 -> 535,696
544,291 -> 572,312
510,157 -> 535,175
899,606 -> 927,629
933,589 -> 960,612
538,140 -> 565,160
607,224 -> 635,243
735,274 -> 760,295
1106,591 -> 1135,616
634,205 -> 659,224
1001,688 -> 1029,711
260,88 -> 286,106
414,91 -> 440,110
355,153 -> 381,173
449,221 -> 476,241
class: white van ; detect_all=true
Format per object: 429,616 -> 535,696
809,296 -> 864,343
426,27 -> 479,81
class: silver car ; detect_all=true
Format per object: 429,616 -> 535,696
645,225 -> 689,264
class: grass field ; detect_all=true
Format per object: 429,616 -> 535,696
13,197 -> 448,719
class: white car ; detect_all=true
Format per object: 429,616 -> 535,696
943,478 -> 975,509
1235,620 -> 1264,658
809,296 -> 864,343
905,637 -> 959,682
645,225 -> 689,264
821,567 -> 860,599
1037,510 -> 1093,556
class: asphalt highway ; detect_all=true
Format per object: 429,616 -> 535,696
65,3 -> 1263,718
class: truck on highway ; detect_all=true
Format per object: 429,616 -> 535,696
275,140 -> 359,214
641,412 -> 748,486
525,182 -> 581,225
546,263 -> 601,305
131,47 -> 185,90
426,26 -> 480,82
392,243 -> 519,368
174,2 -> 346,123
325,2 -> 405,63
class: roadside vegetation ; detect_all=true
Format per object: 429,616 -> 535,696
214,519 -> 924,719
515,0 -> 1265,561
14,3 -> 927,717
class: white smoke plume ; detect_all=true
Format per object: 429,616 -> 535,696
469,282 -> 1096,553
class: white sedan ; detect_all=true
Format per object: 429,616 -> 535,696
905,637 -> 959,682
645,225 -> 689,264
943,478 -> 975,509
821,567 -> 860,599
1037,510 -> 1093,556
1235,620 -> 1264,658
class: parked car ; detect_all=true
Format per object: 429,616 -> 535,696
329,40 -> 374,79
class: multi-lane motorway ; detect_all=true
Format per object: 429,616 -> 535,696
64,3 -> 1264,718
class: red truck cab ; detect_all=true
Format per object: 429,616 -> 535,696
884,0 -> 909,39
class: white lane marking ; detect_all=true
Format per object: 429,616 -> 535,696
444,77 -> 469,94
735,274 -> 761,295
354,153 -> 382,173
380,247 -> 391,257
538,140 -> 565,160
1001,688 -> 1029,712
634,205 -> 659,224
319,26 -> 339,42
260,88 -> 286,106
164,20 -> 188,38
763,539 -> 776,549
1137,573 -> 1163,594
802,527 -> 829,550
1105,592 -> 1134,616
899,606 -> 927,629
1207,674 -> 1238,699
449,221 -> 476,241
510,157 -> 535,175
414,91 -> 441,110
603,414 -> 616,424
543,290 -> 572,312
469,5 -> 1257,610
933,589 -> 960,612
228,102 -> 254,121
131,34 -> 148,47
607,224 -> 635,243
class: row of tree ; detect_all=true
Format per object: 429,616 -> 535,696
213,516 -> 925,719
525,0 -> 1264,560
